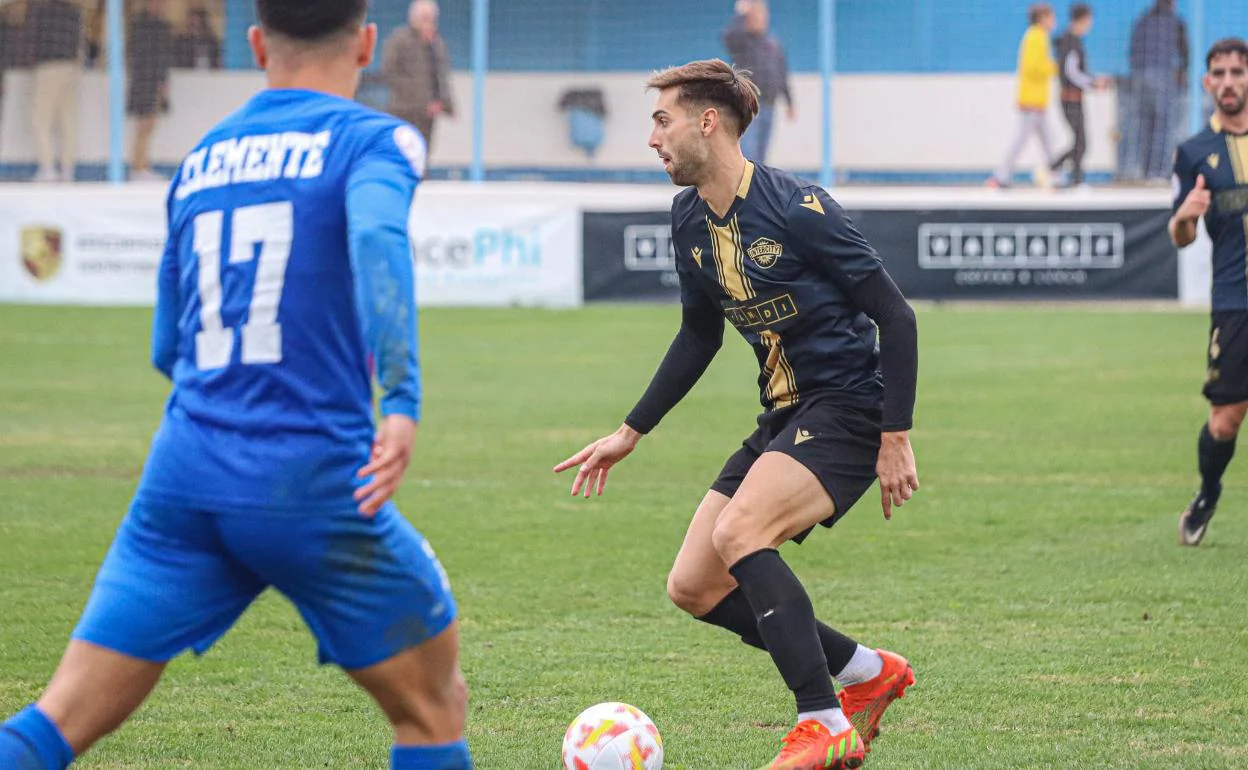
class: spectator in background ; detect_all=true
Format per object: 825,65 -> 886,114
0,5 -> 17,140
723,0 -> 793,164
127,0 -> 174,181
987,3 -> 1058,190
382,0 -> 454,157
175,7 -> 222,70
1049,3 -> 1111,190
27,0 -> 85,183
1129,0 -> 1189,180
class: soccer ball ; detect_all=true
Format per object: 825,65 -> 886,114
561,702 -> 664,770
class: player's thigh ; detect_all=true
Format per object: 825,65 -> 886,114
713,401 -> 881,562
72,499 -> 266,664
221,505 -> 457,671
666,489 -> 735,616
37,641 -> 166,754
346,620 -> 467,743
1205,311 -> 1248,437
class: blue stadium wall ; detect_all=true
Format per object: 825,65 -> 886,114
223,0 -> 1243,74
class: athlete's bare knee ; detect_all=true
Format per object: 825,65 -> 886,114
386,670 -> 468,743
666,569 -> 730,617
711,502 -> 769,567
1209,406 -> 1247,441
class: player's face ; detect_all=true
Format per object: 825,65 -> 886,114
1206,53 -> 1248,117
649,89 -> 711,187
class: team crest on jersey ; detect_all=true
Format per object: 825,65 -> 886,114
19,226 -> 62,282
747,237 -> 783,268
1207,153 -> 1221,171
393,125 -> 427,176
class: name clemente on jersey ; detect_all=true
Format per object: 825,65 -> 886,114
175,130 -> 332,201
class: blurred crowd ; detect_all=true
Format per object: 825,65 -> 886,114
989,0 -> 1193,190
0,0 -> 221,182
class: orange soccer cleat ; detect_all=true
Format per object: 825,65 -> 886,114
765,719 -> 864,770
837,649 -> 915,749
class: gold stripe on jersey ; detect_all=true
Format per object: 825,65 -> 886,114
759,330 -> 799,409
707,216 -> 753,301
1230,136 -> 1248,282
730,216 -> 755,298
736,160 -> 756,199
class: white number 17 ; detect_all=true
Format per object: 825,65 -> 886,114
192,201 -> 294,371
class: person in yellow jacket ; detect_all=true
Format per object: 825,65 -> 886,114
988,3 -> 1059,188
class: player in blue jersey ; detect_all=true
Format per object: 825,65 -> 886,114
1171,38 -> 1248,547
0,2 -> 472,769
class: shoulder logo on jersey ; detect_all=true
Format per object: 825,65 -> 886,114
1207,153 -> 1221,171
19,226 -> 62,282
746,237 -> 783,269
794,428 -> 815,445
691,245 -> 704,268
393,125 -> 427,177
799,193 -> 825,215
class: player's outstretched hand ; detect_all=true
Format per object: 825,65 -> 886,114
1179,175 -> 1212,223
877,431 -> 919,521
355,414 -> 418,517
553,424 -> 642,498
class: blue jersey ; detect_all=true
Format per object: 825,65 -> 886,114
138,89 -> 426,514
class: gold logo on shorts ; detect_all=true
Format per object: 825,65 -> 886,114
795,428 -> 814,445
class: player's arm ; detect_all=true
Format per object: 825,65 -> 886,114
554,230 -> 725,497
791,187 -> 919,519
151,197 -> 180,380
346,126 -> 425,516
1169,146 -> 1208,248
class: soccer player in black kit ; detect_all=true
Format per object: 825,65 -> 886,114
1172,37 -> 1248,546
555,60 -> 919,770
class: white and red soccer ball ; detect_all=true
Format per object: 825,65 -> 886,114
561,702 -> 664,770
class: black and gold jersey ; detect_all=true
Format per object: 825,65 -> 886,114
671,161 -> 884,411
1174,115 -> 1248,312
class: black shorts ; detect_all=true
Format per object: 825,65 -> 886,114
1204,311 -> 1248,406
710,395 -> 882,543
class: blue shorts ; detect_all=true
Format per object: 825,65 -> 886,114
72,499 -> 457,670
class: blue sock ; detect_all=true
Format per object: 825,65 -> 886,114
390,740 -> 473,770
0,705 -> 75,770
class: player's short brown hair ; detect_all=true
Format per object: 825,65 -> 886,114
1206,37 -> 1248,69
646,59 -> 760,137
1028,3 -> 1053,24
1070,3 -> 1092,21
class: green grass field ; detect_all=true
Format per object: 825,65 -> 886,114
2,303 -> 1247,769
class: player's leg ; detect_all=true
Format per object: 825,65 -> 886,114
346,622 -> 469,768
0,501 -> 264,767
1183,314 -> 1248,544
222,506 -> 471,768
670,434 -> 894,696
30,64 -> 58,180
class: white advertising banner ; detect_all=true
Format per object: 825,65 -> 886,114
0,184 -> 583,308
0,188 -> 167,305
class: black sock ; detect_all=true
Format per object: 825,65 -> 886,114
728,549 -> 840,712
697,589 -> 860,675
1198,423 -> 1236,505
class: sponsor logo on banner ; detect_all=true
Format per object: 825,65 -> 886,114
20,226 -> 63,281
623,225 -> 676,271
917,222 -> 1124,288
747,237 -> 782,268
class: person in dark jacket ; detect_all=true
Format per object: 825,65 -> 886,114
1128,0 -> 1189,179
174,7 -> 222,70
1049,3 -> 1110,189
127,0 -> 175,180
723,0 -> 793,164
